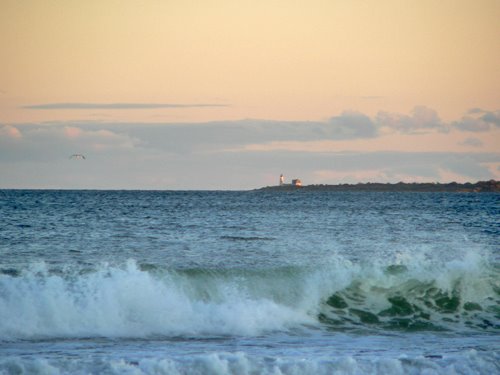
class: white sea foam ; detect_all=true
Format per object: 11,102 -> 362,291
0,350 -> 498,375
0,260 -> 313,339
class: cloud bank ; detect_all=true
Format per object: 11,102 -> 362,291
1,107 -> 498,189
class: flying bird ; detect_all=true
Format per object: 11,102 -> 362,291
69,154 -> 86,160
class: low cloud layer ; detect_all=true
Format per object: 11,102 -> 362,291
461,137 -> 484,147
1,107 -> 498,189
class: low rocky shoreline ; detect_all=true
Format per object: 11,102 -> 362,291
256,179 -> 500,192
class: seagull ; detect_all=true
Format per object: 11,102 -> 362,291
69,154 -> 86,160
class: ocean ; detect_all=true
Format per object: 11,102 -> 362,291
0,190 -> 498,374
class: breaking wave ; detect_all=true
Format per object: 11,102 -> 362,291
0,252 -> 498,340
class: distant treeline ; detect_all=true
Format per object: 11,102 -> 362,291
257,180 -> 500,192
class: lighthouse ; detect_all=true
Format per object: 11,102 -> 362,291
279,174 -> 284,186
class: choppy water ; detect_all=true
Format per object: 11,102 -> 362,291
0,190 -> 499,374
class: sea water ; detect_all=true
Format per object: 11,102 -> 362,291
0,190 -> 498,374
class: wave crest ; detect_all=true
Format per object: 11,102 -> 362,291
0,253 -> 498,340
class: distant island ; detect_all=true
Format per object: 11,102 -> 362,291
256,179 -> 500,192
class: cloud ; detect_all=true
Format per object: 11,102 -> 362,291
0,125 -> 139,162
480,111 -> 500,127
4,106 -> 498,160
467,108 -> 484,114
452,109 -> 500,132
326,111 -> 378,139
60,127 -> 138,151
375,106 -> 500,134
440,154 -> 493,180
23,102 -> 229,110
238,150 -> 498,185
461,137 -> 484,147
64,126 -> 83,139
360,96 -> 385,100
302,151 -> 496,184
453,117 -> 489,132
113,116 -> 379,155
0,125 -> 22,139
376,106 -> 446,133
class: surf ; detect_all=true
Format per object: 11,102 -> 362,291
0,252 -> 498,340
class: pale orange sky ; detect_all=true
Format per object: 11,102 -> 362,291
1,0 -> 499,123
0,0 -> 499,189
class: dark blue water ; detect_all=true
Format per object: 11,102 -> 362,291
1,190 -> 499,374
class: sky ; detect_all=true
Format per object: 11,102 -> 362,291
0,0 -> 499,190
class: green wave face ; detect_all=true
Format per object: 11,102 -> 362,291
318,268 -> 500,332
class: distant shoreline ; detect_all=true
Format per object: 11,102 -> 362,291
256,180 -> 500,192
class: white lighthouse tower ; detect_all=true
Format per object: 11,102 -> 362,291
279,174 -> 285,186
